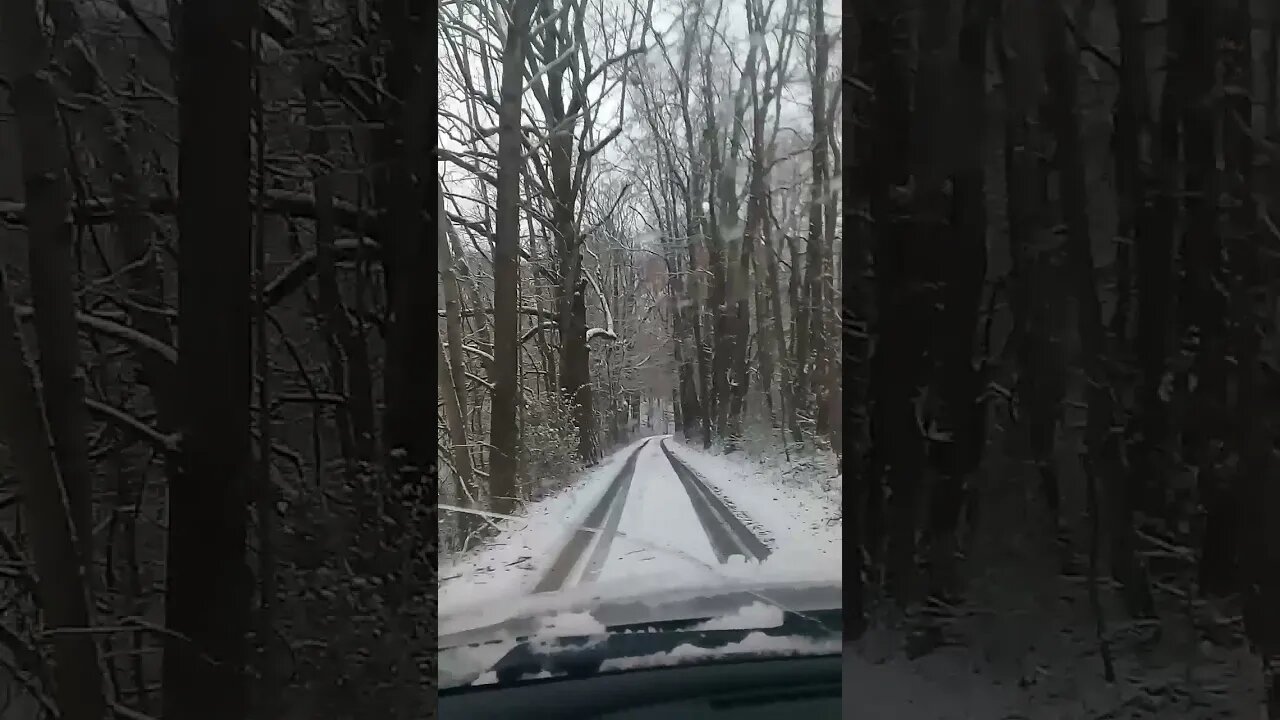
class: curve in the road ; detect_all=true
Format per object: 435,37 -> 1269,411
658,439 -> 772,563
533,438 -> 650,593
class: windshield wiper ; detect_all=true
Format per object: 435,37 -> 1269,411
486,607 -> 842,685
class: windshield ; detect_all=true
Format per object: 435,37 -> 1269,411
438,0 -> 841,691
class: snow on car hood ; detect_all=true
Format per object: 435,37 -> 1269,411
440,575 -> 841,646
597,630 -> 841,673
439,580 -> 842,689
441,541 -> 839,638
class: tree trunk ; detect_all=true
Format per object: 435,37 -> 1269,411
298,0 -> 375,463
704,134 -> 731,439
0,289 -> 107,720
1113,0 -> 1165,617
2,0 -> 94,572
162,0 -> 254,716
1179,0 -> 1235,598
863,0 -> 925,603
729,1 -> 768,438
1044,0 -> 1152,617
997,5 -> 1068,546
488,0 -> 534,507
806,0 -> 831,440
926,0 -> 990,601
378,0 -> 433,476
674,14 -> 711,446
438,330 -> 475,496
785,229 -> 806,442
534,2 -> 598,466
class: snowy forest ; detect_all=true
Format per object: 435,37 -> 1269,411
0,1 -> 431,719
436,0 -> 843,556
849,0 -> 1280,716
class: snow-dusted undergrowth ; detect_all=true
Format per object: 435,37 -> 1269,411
845,603 -> 1260,719
845,513 -> 1263,720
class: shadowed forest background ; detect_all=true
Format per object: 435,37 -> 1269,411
848,0 -> 1280,715
1,1 -> 431,719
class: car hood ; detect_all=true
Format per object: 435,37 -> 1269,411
439,579 -> 841,690
440,577 -> 841,649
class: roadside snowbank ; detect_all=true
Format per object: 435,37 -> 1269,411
663,438 -> 841,585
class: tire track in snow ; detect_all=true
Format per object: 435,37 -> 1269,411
658,439 -> 772,563
578,448 -> 638,584
533,438 -> 649,593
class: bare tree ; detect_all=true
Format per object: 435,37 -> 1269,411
161,0 -> 254,716
490,0 -> 538,511
1,0 -> 94,571
0,1 -> 109,717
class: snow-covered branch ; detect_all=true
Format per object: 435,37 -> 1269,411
581,243 -> 617,344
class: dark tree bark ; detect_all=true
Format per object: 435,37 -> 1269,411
1044,0 -> 1152,619
161,0 -> 254,716
1113,0 -> 1165,617
378,0 -> 433,476
806,0 -> 832,442
925,0 -> 991,601
437,194 -> 478,494
729,0 -> 773,439
665,247 -> 701,444
489,0 -> 536,510
1178,0 -> 1235,598
847,0 -> 874,637
671,10 -> 711,446
0,1 -> 108,695
1221,1 -> 1273,698
298,0 -> 376,464
0,277 -> 108,720
863,0 -> 926,603
703,85 -> 732,441
996,7 -> 1068,548
2,0 -> 94,571
532,0 -> 598,466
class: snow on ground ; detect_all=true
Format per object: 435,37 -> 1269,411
663,438 -> 841,585
439,435 -> 656,620
844,619 -> 1262,719
843,636 -> 1018,719
843,518 -> 1263,720
441,432 -> 842,644
593,440 -> 722,586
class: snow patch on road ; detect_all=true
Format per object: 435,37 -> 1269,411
440,436 -> 660,620
663,439 -> 841,585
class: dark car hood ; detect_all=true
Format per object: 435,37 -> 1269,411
439,580 -> 841,689
441,579 -> 841,648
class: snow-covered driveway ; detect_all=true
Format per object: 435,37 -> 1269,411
592,438 -> 722,585
440,433 -> 840,635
